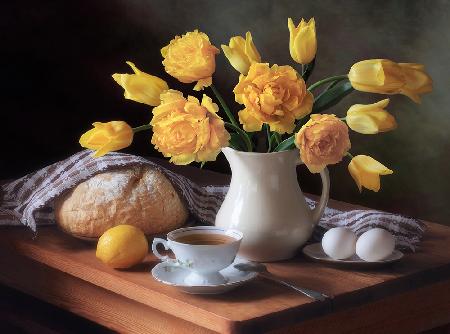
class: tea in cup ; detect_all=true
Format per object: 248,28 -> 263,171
152,226 -> 243,285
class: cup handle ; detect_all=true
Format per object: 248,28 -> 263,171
296,158 -> 330,225
152,238 -> 171,262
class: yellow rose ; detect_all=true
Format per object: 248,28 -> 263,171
346,99 -> 397,134
161,30 -> 220,91
234,63 -> 314,134
221,32 -> 261,75
295,114 -> 351,173
348,155 -> 393,192
112,61 -> 168,106
288,17 -> 317,64
151,90 -> 230,165
348,59 -> 432,103
79,121 -> 133,157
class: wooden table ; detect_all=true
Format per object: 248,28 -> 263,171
0,164 -> 449,334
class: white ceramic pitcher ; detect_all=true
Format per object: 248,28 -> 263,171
215,147 -> 330,262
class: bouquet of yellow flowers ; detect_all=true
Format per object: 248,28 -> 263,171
80,18 -> 432,192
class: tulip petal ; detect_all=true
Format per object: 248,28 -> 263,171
346,113 -> 379,134
398,63 -> 433,103
238,108 -> 263,132
348,159 -> 363,192
194,77 -> 212,91
244,32 -> 261,63
170,153 -> 196,165
292,90 -> 314,119
201,94 -> 220,116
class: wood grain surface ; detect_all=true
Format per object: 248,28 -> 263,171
0,163 -> 449,333
0,220 -> 449,333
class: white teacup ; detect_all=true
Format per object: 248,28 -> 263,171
152,226 -> 243,285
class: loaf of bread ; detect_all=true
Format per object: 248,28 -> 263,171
55,166 -> 188,238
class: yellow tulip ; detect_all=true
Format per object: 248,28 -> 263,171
348,59 -> 432,103
348,155 -> 393,192
79,121 -> 133,157
288,17 -> 317,64
295,114 -> 351,173
161,30 -> 220,91
112,61 -> 168,106
234,63 -> 313,134
151,90 -> 230,165
346,99 -> 397,134
221,32 -> 261,75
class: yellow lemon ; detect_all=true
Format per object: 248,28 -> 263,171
96,225 -> 148,268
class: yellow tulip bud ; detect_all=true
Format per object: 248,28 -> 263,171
112,61 -> 168,107
348,155 -> 393,192
161,30 -> 220,91
346,99 -> 397,134
348,59 -> 432,103
288,17 -> 317,65
79,121 -> 133,157
221,32 -> 261,75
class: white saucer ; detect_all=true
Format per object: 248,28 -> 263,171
151,258 -> 258,294
302,243 -> 404,268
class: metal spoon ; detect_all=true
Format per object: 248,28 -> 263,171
234,262 -> 329,302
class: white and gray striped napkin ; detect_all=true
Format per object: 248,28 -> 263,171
0,150 -> 425,251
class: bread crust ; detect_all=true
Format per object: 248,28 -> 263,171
55,166 -> 188,238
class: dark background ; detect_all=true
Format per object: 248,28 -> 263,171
1,0 -> 449,225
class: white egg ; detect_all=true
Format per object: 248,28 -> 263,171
321,227 -> 357,260
356,228 -> 395,262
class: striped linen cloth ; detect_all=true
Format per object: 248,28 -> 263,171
0,150 -> 425,251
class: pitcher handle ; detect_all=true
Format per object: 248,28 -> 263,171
297,159 -> 330,225
313,168 -> 330,224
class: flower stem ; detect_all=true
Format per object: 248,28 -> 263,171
210,83 -> 253,151
132,124 -> 152,133
225,122 -> 253,152
346,152 -> 354,159
210,84 -> 239,128
308,75 -> 349,92
264,124 -> 272,152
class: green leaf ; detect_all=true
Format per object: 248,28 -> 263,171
274,136 -> 295,152
224,122 -> 253,152
200,161 -> 206,169
316,77 -> 348,101
312,80 -> 354,113
269,132 -> 281,150
229,133 -> 245,151
273,133 -> 281,145
301,58 -> 316,82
